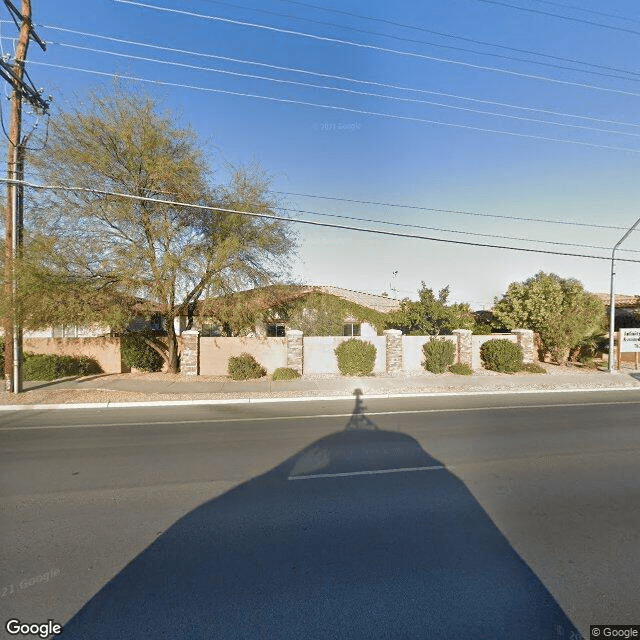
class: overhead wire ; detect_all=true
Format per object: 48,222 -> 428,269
472,0 -> 640,36
220,0 -> 640,78
0,17 -> 11,142
46,41 -> 640,139
113,1 -> 640,98
272,191 -> 639,231
279,205 -> 640,252
0,98 -> 11,143
34,24 -> 640,129
528,0 -> 640,24
5,177 -> 640,262
169,0 -> 640,83
25,60 -> 640,154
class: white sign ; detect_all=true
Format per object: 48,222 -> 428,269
620,328 -> 640,353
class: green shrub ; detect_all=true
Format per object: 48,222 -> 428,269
121,332 -> 165,372
449,362 -> 473,375
228,353 -> 267,380
577,357 -> 600,370
480,339 -> 523,373
272,367 -> 301,380
472,323 -> 493,335
22,352 -> 103,381
422,338 -> 455,374
520,362 -> 547,374
334,338 -> 376,376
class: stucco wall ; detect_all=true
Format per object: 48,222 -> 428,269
303,336 -> 386,374
22,337 -> 124,374
199,337 -> 287,376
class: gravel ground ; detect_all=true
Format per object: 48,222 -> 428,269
0,363 -> 638,405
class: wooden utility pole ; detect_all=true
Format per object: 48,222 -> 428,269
2,0 -> 47,392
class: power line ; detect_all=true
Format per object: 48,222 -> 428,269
472,0 -> 640,36
273,191 -> 639,232
174,0 -> 640,83
266,0 -> 640,77
35,24 -> 640,129
26,60 -> 640,154
113,1 -> 640,98
528,0 -> 640,25
48,41 -> 640,139
6,177 -> 640,262
0,95 -> 11,142
280,205 -> 640,253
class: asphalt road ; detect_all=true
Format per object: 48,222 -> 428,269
1,390 -> 639,639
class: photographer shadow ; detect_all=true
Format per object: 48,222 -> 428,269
59,390 -> 580,639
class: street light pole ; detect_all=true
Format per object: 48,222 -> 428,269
608,216 -> 640,373
389,270 -> 398,297
10,141 -> 22,392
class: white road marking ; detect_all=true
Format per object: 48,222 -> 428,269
288,464 -> 449,480
0,400 -> 638,431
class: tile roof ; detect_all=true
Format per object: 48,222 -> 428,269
192,284 -> 403,315
314,286 -> 402,312
592,292 -> 639,308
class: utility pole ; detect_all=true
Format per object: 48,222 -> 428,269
1,0 -> 47,392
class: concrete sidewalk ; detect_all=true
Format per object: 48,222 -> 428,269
1,366 -> 639,410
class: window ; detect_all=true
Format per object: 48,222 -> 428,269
343,323 -> 361,337
267,323 -> 286,337
200,323 -> 221,337
52,325 -> 78,338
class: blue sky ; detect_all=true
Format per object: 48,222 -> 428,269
3,0 -> 640,307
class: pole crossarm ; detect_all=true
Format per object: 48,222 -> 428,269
2,0 -> 46,50
0,59 -> 48,112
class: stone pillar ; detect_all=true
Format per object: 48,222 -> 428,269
383,329 -> 403,375
286,329 -> 303,374
452,329 -> 473,366
181,330 -> 200,376
512,329 -> 535,364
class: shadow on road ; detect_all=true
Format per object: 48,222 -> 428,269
23,373 -> 114,391
59,389 -> 580,639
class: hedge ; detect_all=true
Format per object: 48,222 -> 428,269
228,353 -> 267,380
272,367 -> 301,380
423,338 -> 456,374
448,362 -> 473,375
22,353 -> 103,381
335,339 -> 376,376
121,333 -> 165,372
480,339 -> 523,373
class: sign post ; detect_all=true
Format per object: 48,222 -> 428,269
619,328 -> 640,371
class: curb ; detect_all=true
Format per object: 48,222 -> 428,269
0,385 -> 638,410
